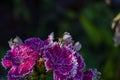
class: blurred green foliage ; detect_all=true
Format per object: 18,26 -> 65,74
0,0 -> 120,80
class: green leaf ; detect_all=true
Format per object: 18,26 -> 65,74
79,15 -> 101,44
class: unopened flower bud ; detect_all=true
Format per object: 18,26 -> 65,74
48,32 -> 54,43
74,42 -> 81,51
8,36 -> 23,48
63,32 -> 72,44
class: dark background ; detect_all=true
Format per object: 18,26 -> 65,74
0,0 -> 120,79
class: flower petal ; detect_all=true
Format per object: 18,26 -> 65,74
18,58 -> 35,76
8,66 -> 19,80
2,58 -> 12,69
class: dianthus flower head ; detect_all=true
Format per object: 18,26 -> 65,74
42,32 -> 86,80
43,43 -> 80,79
1,37 -> 41,80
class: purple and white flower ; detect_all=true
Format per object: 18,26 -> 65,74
2,37 -> 41,80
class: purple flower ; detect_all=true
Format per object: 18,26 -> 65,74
1,34 -> 55,80
2,37 -> 40,80
42,32 -> 92,80
43,42 -> 84,79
